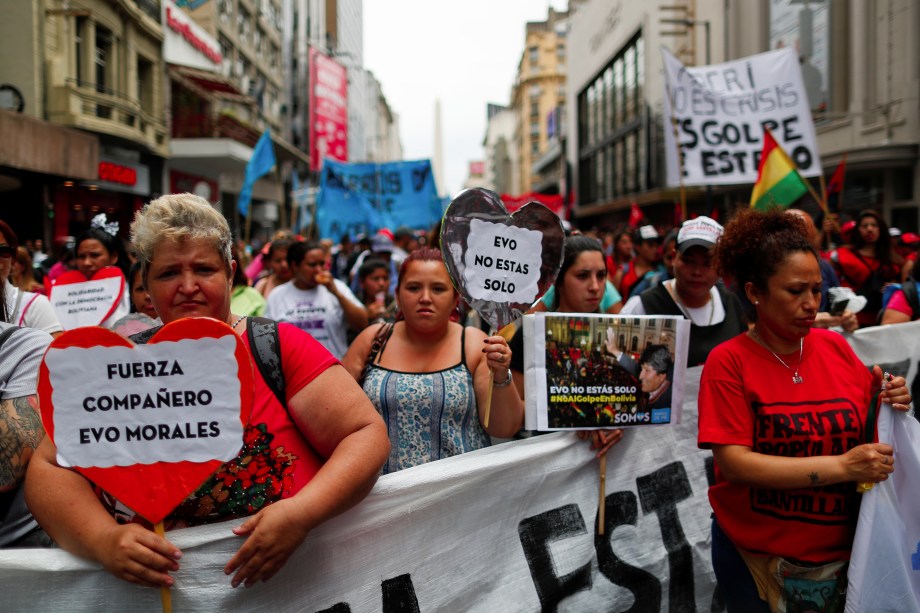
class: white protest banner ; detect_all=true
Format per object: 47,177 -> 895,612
846,405 -> 920,612
463,218 -> 543,304
662,46 -> 820,186
44,335 -> 244,468
845,320 -> 920,609
525,313 -> 690,430
49,268 -> 125,329
5,324 -> 918,611
0,365 -> 721,611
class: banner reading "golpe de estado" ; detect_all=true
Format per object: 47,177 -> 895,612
663,46 -> 821,187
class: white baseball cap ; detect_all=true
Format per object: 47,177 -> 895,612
637,225 -> 660,242
677,216 -> 723,253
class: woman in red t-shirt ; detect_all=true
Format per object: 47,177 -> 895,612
699,209 -> 912,612
26,194 -> 390,591
830,209 -> 902,326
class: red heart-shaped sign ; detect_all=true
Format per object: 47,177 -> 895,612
50,267 -> 126,329
38,318 -> 254,524
441,188 -> 565,330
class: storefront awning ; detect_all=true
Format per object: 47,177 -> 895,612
0,109 -> 98,180
169,138 -> 252,178
169,64 -> 250,103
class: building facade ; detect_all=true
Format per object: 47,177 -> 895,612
510,7 -> 569,196
0,0 -> 168,247
566,0 -> 919,231
167,0 -> 309,241
481,103 -> 518,196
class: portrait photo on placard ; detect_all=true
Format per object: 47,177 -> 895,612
528,313 -> 689,430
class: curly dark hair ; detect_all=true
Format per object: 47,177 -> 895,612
714,208 -> 818,320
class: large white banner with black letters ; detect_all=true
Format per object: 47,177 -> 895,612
1,366 -> 719,612
662,46 -> 821,186
3,324 -> 918,611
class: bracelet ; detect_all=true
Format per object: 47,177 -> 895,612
493,368 -> 513,387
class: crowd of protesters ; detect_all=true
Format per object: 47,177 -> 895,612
0,200 -> 917,611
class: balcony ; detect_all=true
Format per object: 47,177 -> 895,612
48,79 -> 168,157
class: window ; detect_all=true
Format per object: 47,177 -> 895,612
529,45 -> 538,64
95,27 -> 112,94
218,0 -> 232,23
238,7 -> 251,42
577,32 -> 646,204
219,36 -> 233,77
74,17 -> 86,84
137,56 -> 154,113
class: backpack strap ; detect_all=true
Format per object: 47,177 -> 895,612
128,325 -> 163,345
129,319 -> 286,407
246,316 -> 286,406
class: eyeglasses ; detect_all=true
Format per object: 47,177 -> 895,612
0,244 -> 13,259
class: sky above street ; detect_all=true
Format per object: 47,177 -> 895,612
364,0 -> 566,198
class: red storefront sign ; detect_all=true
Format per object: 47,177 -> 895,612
98,161 -> 137,186
308,48 -> 348,172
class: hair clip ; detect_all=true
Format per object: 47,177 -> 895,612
91,213 -> 119,237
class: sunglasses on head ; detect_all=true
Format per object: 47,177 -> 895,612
0,244 -> 13,259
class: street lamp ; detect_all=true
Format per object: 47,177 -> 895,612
660,18 -> 711,65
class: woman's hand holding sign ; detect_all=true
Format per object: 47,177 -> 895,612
96,521 -> 183,588
26,194 -> 390,603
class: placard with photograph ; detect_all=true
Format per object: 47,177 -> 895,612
523,313 -> 690,430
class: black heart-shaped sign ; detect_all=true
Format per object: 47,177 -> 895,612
441,188 -> 565,331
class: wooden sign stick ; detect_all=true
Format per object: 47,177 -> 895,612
154,521 -> 173,613
483,327 -> 495,428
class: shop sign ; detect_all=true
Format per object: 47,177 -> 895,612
96,157 -> 150,195
162,0 -> 223,71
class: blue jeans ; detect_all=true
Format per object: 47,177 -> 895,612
711,518 -> 770,613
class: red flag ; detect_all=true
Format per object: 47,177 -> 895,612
826,155 -> 847,213
827,156 -> 847,194
628,202 -> 643,228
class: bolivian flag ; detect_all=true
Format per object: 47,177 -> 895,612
750,128 -> 808,210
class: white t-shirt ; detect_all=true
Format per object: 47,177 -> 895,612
5,283 -> 64,335
620,280 -> 727,326
0,321 -> 51,546
0,321 -> 51,400
264,279 -> 363,359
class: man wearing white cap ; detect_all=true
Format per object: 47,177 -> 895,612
621,216 -> 747,366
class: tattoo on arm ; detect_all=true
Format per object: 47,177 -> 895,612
808,471 -> 823,486
0,395 -> 44,490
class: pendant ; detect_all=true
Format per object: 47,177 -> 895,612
792,374 -> 803,384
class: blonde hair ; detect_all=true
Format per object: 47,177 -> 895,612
131,193 -> 232,283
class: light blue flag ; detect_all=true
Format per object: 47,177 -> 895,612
238,130 -> 276,217
315,159 -> 441,240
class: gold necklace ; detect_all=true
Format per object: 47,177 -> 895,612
751,329 -> 804,384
